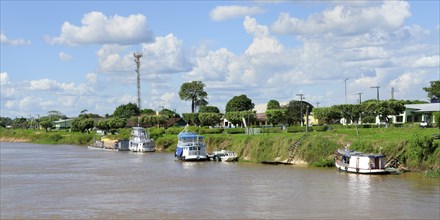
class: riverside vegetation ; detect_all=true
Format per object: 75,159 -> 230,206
1,125 -> 439,178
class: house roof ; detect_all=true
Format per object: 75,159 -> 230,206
405,103 -> 440,112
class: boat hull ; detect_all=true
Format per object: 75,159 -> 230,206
335,160 -> 390,174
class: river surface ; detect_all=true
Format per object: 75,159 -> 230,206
1,142 -> 439,219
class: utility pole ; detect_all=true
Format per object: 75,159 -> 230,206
371,86 -> 380,101
316,102 -> 320,108
133,52 -> 143,110
391,87 -> 395,100
344,78 -> 349,104
357,92 -> 363,104
296,94 -> 305,126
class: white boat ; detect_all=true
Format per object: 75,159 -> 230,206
334,148 -> 391,174
175,130 -> 207,161
129,127 -> 155,152
209,150 -> 238,162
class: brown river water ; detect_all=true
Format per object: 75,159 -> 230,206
1,142 -> 439,219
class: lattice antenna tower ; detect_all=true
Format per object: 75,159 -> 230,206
133,52 -> 143,109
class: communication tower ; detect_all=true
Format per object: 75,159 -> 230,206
133,52 -> 143,109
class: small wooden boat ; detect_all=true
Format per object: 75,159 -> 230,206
335,148 -> 392,174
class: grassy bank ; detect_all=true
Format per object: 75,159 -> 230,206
1,127 -> 439,174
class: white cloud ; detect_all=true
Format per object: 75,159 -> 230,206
271,1 -> 410,36
413,55 -> 440,68
59,52 -> 73,62
1,33 -> 31,46
86,73 -> 97,84
1,72 -> 9,85
210,5 -> 264,21
97,34 -> 192,81
48,11 -> 154,46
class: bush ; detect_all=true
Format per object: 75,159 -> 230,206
165,127 -> 183,135
148,128 -> 165,139
155,135 -> 177,151
224,128 -> 244,134
312,125 -> 327,132
261,127 -> 283,133
199,127 -> 224,134
433,112 -> 440,128
287,126 -> 306,133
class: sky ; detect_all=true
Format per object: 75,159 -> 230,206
1,0 -> 439,118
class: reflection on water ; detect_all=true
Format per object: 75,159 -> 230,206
1,142 -> 439,219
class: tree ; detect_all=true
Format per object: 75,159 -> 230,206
113,103 -> 140,118
198,113 -> 222,126
283,101 -> 313,126
423,80 -> 440,101
225,94 -> 255,112
266,109 -> 286,126
225,111 -> 256,127
199,105 -> 220,113
363,100 -> 405,124
12,117 -> 28,129
0,117 -> 12,128
141,108 -> 156,115
40,120 -> 53,132
71,118 -> 94,133
267,100 -> 281,110
312,107 -> 342,124
179,81 -> 208,113
141,115 -> 169,128
159,109 -> 179,118
334,104 -> 362,124
182,113 -> 199,126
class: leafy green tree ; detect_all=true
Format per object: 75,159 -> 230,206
267,100 -> 281,110
40,120 -> 53,132
159,109 -> 179,118
423,80 -> 440,101
0,117 -> 12,128
71,118 -> 94,133
312,107 -> 342,124
141,108 -> 156,115
141,115 -> 169,128
334,104 -> 362,124
12,117 -> 28,129
362,100 -> 405,123
265,109 -> 286,126
113,103 -> 140,118
199,105 -> 220,113
225,94 -> 255,112
283,101 -> 313,125
225,111 -> 256,127
182,113 -> 199,126
198,113 -> 222,126
95,119 -> 110,134
179,81 -> 208,113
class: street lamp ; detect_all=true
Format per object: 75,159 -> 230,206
344,78 -> 349,104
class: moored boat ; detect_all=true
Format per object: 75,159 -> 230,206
208,150 -> 238,162
175,129 -> 207,161
129,127 -> 155,152
335,148 -> 392,174
88,138 -> 129,151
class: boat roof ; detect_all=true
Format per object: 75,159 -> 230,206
178,131 -> 204,139
337,149 -> 385,158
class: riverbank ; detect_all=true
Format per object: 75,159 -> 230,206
1,127 -> 439,174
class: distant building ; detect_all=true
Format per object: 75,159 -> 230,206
53,119 -> 73,130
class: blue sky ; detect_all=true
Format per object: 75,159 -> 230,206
1,0 -> 439,118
